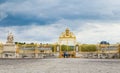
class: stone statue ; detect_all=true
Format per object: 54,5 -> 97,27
7,32 -> 14,43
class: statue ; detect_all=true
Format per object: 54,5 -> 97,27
7,32 -> 14,43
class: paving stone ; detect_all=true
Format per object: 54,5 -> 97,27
0,58 -> 120,73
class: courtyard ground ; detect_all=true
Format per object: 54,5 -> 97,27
0,58 -> 120,73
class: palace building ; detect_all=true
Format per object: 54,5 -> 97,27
0,28 -> 120,59
0,32 -> 53,58
16,43 -> 53,58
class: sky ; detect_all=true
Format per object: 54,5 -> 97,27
0,0 -> 120,44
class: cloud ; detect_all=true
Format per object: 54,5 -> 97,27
0,23 -> 67,44
0,0 -> 120,44
1,0 -> 120,25
0,12 -> 7,21
0,21 -> 120,44
76,23 -> 120,44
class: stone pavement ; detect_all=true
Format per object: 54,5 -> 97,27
0,58 -> 120,73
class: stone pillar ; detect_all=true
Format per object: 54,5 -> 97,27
35,53 -> 38,58
35,48 -> 38,58
57,45 -> 60,52
75,45 -> 79,52
16,45 -> 19,58
53,45 -> 60,58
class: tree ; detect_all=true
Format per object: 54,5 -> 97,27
30,43 -> 34,45
51,45 -> 54,52
61,45 -> 74,51
15,42 -> 18,44
61,45 -> 67,51
15,42 -> 26,45
81,44 -> 97,52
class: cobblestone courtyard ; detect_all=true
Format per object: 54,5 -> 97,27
0,58 -> 120,73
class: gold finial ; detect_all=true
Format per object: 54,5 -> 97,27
66,28 -> 69,31
65,28 -> 70,36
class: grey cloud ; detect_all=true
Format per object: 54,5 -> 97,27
1,0 -> 120,23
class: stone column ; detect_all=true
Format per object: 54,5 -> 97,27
35,48 -> 38,58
